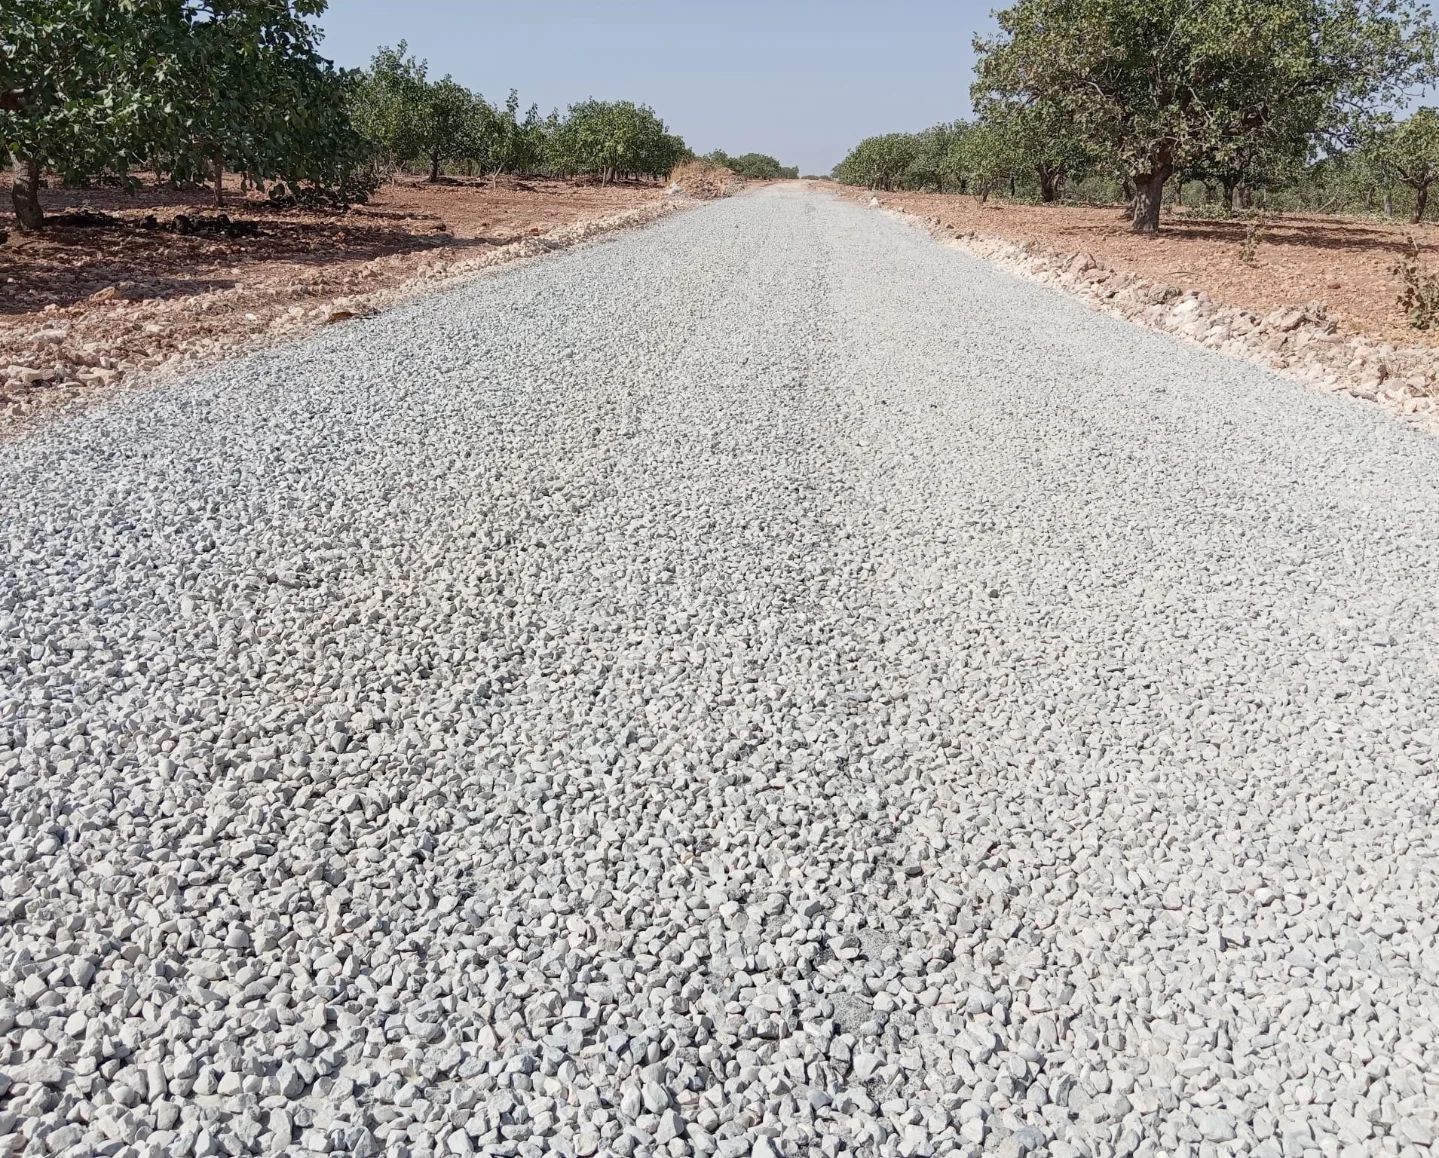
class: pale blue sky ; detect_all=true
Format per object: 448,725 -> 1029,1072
316,1 -> 996,175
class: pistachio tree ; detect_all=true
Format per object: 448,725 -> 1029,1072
2,0 -> 371,227
417,77 -> 483,182
347,42 -> 428,176
1367,107 -> 1439,220
551,100 -> 687,183
168,0 -> 367,206
478,91 -> 548,186
958,118 -> 1025,201
900,123 -> 970,192
0,0 -> 181,228
832,133 -> 921,190
353,47 -> 487,184
973,0 -> 1439,232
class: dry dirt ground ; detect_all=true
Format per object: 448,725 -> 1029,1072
0,176 -> 667,426
836,187 -> 1437,348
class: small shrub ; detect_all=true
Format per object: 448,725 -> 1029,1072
1392,236 -> 1439,330
1240,215 -> 1267,265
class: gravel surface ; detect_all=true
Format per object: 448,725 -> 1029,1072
3,184 -> 1438,1157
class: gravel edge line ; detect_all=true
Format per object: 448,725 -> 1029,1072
328,195 -> 695,320
1,195 -> 697,440
864,197 -> 1439,439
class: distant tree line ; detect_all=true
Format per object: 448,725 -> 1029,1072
834,0 -> 1439,232
352,43 -> 689,187
702,150 -> 799,180
0,3 -> 692,229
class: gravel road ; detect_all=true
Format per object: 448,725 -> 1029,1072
3,185 -> 1438,1158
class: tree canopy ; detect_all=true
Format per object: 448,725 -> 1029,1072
2,0 -> 177,227
168,0 -> 368,206
1368,106 -> 1439,221
971,0 -> 1439,230
549,99 -> 688,184
1,0 -> 370,227
833,133 -> 923,191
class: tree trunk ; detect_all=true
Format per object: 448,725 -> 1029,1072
1238,185 -> 1253,211
1131,165 -> 1171,234
11,155 -> 44,230
1384,189 -> 1393,218
1008,174 -> 1017,198
429,154 -> 441,183
1119,177 -> 1136,221
1222,178 -> 1237,212
213,153 -> 224,208
1037,164 -> 1062,203
1414,183 -> 1429,224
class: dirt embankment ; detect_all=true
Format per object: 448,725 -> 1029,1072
1,177 -> 674,428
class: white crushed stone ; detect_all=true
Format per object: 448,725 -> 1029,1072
2,184 -> 1438,1158
876,201 -> 1439,437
